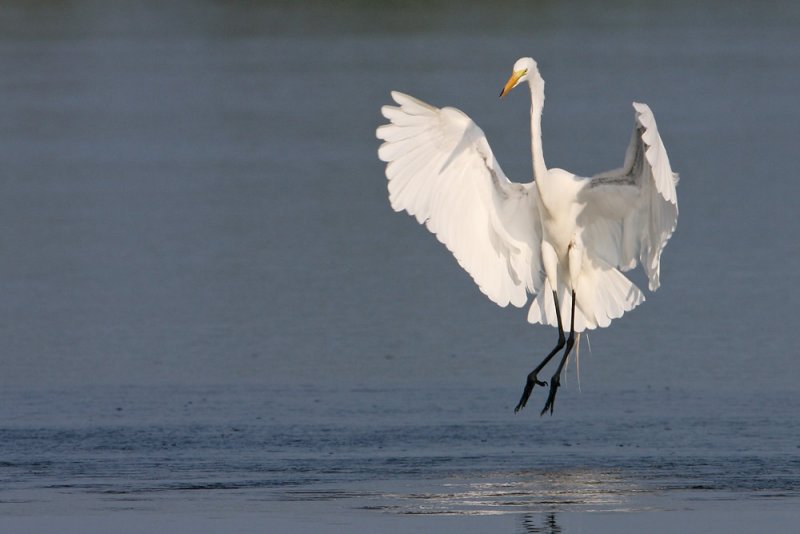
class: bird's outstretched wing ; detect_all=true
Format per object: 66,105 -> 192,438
580,102 -> 679,291
377,91 -> 542,308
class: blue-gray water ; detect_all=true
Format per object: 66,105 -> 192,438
0,1 -> 799,532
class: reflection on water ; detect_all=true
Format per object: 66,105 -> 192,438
521,512 -> 561,534
1,384 -> 799,525
376,469 -> 632,515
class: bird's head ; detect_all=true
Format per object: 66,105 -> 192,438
499,57 -> 538,98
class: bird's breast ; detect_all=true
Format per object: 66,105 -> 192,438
535,169 -> 586,260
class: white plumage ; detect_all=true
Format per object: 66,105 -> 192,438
379,95 -> 540,309
376,57 -> 678,414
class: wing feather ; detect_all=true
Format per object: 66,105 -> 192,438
581,102 -> 679,291
377,91 -> 543,308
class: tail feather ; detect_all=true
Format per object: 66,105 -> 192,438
527,259 -> 644,332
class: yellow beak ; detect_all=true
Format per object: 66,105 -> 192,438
499,69 -> 527,98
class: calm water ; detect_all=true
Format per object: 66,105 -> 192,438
0,1 -> 799,532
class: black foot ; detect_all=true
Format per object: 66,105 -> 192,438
540,376 -> 561,416
514,372 -> 547,413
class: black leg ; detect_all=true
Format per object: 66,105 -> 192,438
514,290 -> 565,413
541,290 -> 577,416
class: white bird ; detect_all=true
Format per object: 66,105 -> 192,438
376,57 -> 678,415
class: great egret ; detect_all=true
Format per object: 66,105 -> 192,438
376,57 -> 678,415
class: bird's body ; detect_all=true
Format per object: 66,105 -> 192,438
376,58 -> 678,414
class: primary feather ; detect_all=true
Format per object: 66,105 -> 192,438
581,102 -> 679,292
378,91 -> 543,309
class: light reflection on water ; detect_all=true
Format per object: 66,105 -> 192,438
0,384 -> 798,527
392,470 -> 634,514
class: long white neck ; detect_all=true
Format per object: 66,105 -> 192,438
528,78 -> 547,183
